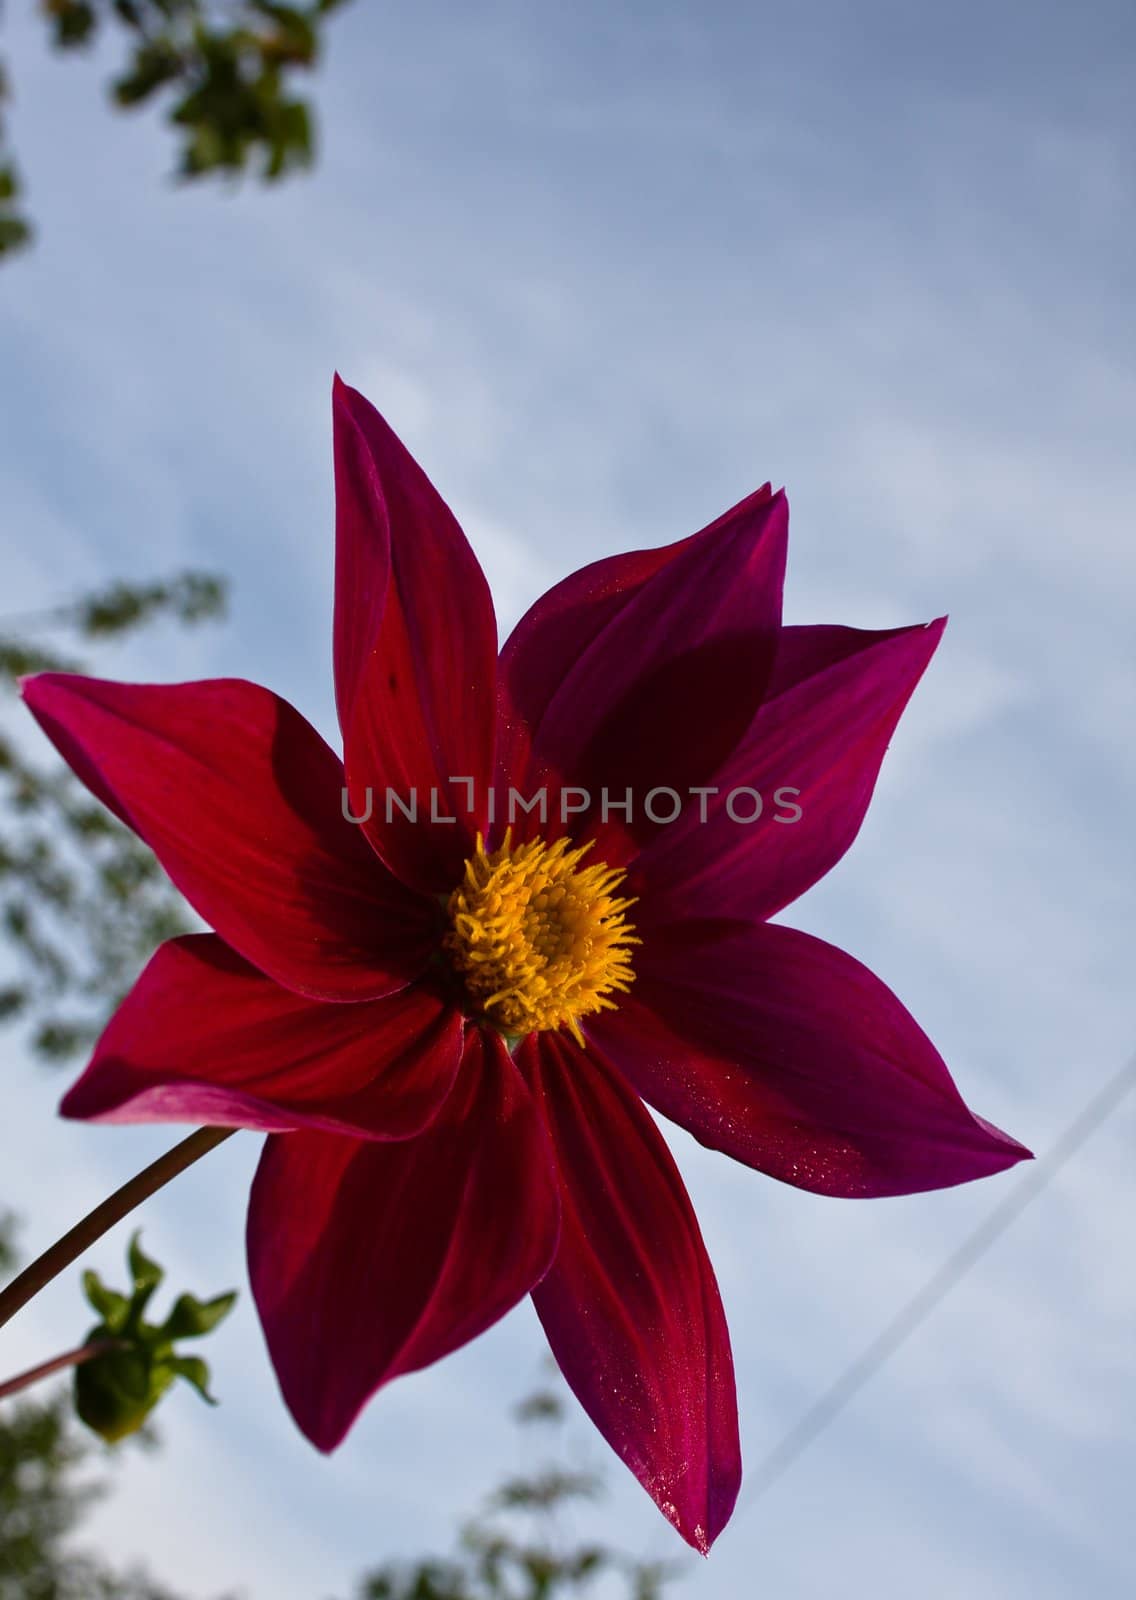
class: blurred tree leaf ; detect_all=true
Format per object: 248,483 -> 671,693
512,1389 -> 564,1425
2,570 -> 227,638
0,1212 -> 19,1277
0,570 -> 226,1064
43,2 -> 101,49
0,61 -> 32,258
347,1375 -> 684,1600
4,0 -> 353,260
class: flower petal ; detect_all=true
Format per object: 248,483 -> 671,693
247,1027 -> 560,1451
496,506 -> 764,784
517,1031 -> 741,1554
593,919 -> 1031,1199
60,935 -> 461,1140
21,673 -> 435,1001
631,618 -> 946,924
333,378 -> 498,893
498,487 -> 786,862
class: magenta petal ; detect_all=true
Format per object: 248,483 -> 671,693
632,619 -> 946,925
333,378 -> 498,893
593,920 -> 1031,1199
20,673 -> 435,1000
247,1027 -> 560,1451
61,936 -> 462,1140
495,508 -> 767,783
518,1031 -> 741,1554
499,487 -> 786,861
498,486 -> 774,766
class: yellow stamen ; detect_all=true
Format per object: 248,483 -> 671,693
444,830 -> 639,1043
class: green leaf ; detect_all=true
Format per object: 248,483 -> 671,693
0,213 -> 32,256
250,2 -> 318,62
0,984 -> 27,1020
112,42 -> 186,109
570,1547 -> 604,1578
66,571 -> 228,636
513,1388 -> 563,1424
33,1019 -> 97,1059
0,638 -> 82,676
46,1 -> 98,50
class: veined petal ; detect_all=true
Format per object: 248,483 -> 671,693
333,378 -> 498,893
247,1027 -> 560,1452
20,673 -> 434,1000
61,936 -> 461,1141
631,619 -> 946,924
498,487 -> 786,862
593,919 -> 1031,1199
518,1031 -> 741,1554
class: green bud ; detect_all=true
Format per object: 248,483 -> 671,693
72,1232 -> 236,1443
74,1339 -> 175,1443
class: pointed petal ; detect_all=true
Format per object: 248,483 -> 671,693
499,488 -> 786,862
21,673 -> 435,1000
593,920 -> 1031,1199
518,1032 -> 741,1554
247,1027 -> 560,1451
333,378 -> 498,893
61,936 -> 461,1140
631,619 -> 945,925
496,510 -> 765,783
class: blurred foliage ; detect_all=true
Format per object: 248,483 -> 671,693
0,1393 -> 204,1599
0,59 -> 30,256
1,0 -> 353,259
74,1232 -> 236,1444
0,1212 -> 17,1277
0,571 -> 225,1062
346,1382 -> 680,1600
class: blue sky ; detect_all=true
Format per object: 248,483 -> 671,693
1,1 -> 1134,1595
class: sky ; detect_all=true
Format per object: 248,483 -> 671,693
1,1 -> 1134,1595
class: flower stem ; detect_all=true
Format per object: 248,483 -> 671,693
0,1337 -> 126,1402
0,1126 -> 235,1333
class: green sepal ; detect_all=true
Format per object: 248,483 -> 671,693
160,1289 -> 237,1341
167,1354 -> 218,1405
127,1230 -> 163,1295
81,1268 -> 131,1333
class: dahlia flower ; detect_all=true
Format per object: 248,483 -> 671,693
21,379 -> 1029,1552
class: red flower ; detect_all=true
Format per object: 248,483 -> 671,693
21,378 -> 1030,1554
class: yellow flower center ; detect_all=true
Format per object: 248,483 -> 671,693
444,831 -> 638,1043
